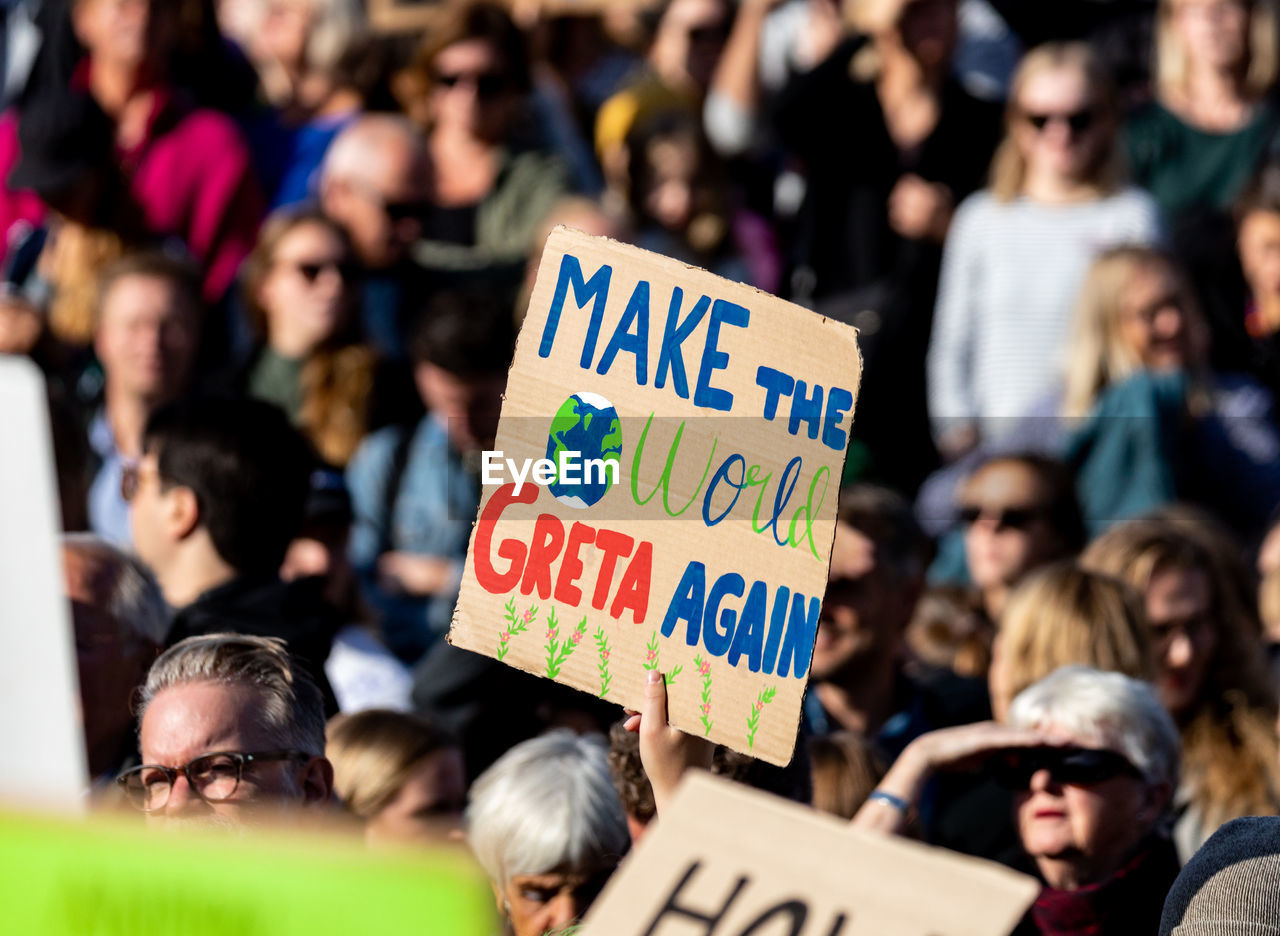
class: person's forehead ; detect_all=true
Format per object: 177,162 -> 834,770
1241,210 -> 1280,242
1018,67 -> 1090,109
965,463 -> 1044,503
1147,565 -> 1211,615
828,522 -> 877,581
100,274 -> 181,320
272,223 -> 344,261
140,681 -> 274,764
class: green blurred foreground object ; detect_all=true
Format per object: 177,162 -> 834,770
0,810 -> 497,935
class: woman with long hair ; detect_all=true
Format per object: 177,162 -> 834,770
1126,0 -> 1280,223
1082,513 -> 1280,859
240,206 -> 377,468
927,42 -> 1163,458
1061,246 -> 1280,535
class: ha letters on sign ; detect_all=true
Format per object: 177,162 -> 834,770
449,227 -> 861,765
577,773 -> 1041,936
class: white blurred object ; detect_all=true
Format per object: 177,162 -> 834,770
0,356 -> 86,811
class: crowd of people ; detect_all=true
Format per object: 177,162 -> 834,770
12,0 -> 1280,933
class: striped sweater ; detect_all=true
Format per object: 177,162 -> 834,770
927,187 -> 1164,442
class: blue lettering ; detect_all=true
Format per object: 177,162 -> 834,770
775,594 -> 820,679
661,561 -> 706,646
727,580 -> 768,672
702,573 -> 745,656
822,386 -> 854,451
755,366 -> 795,421
540,254 -> 613,367
655,289 -> 710,399
693,300 -> 750,411
597,280 -> 650,383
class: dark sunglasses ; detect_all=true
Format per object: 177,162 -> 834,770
957,504 -> 1044,532
1023,108 -> 1097,135
993,747 -> 1141,790
434,71 -> 510,99
289,258 -> 358,284
383,199 -> 432,224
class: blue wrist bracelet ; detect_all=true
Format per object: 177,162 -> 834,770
867,790 -> 910,813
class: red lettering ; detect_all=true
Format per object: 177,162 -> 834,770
521,513 -> 566,599
610,540 -> 653,623
555,522 -> 597,605
474,483 -> 539,594
592,529 -> 635,611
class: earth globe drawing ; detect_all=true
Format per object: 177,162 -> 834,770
545,392 -> 622,508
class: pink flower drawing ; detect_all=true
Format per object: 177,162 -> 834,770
523,609 -> 535,623
499,633 -> 510,644
698,660 -> 711,676
570,630 -> 583,645
545,628 -> 556,639
601,650 -> 610,662
753,701 -> 763,713
700,703 -> 712,717
646,649 -> 657,662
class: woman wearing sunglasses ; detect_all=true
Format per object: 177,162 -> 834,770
927,42 -> 1163,461
237,205 -> 377,467
407,1 -> 568,280
856,666 -> 1182,935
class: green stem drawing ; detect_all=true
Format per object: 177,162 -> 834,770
642,630 -> 682,685
544,610 -> 588,679
745,685 -> 777,750
594,627 -> 613,698
694,654 -> 713,736
496,598 -> 536,661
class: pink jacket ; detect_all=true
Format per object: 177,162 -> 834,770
0,82 -> 263,303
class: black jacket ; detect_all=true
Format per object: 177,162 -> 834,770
167,574 -> 341,716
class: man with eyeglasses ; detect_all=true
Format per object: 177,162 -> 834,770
117,633 -> 334,825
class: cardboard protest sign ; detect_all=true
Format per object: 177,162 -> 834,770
449,227 -> 861,765
0,358 -> 85,809
578,772 -> 1041,936
0,809 -> 497,935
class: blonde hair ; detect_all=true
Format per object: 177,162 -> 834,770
46,223 -> 128,346
1156,0 -> 1278,101
996,561 -> 1153,713
989,42 -> 1124,202
243,207 -> 375,467
1062,246 -> 1210,419
327,710 -> 456,820
808,731 -> 886,820
1083,514 -> 1280,832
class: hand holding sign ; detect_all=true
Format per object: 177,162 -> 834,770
624,670 -> 715,815
450,227 -> 861,764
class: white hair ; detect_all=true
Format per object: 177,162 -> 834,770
321,114 -> 426,187
466,730 -> 630,886
63,533 -> 170,645
138,633 -> 326,757
1008,665 -> 1182,792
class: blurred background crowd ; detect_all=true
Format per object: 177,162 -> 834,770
13,0 -> 1280,933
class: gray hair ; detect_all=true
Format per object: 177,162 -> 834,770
62,533 -> 170,645
138,634 -> 326,757
466,730 -> 630,886
1008,665 -> 1182,792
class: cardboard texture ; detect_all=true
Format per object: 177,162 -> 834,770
0,358 -> 86,809
450,227 -> 861,765
578,772 -> 1041,936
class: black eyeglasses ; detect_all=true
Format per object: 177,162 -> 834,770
433,70 -> 511,99
288,258 -> 358,284
1023,108 -> 1098,135
116,750 -> 309,812
992,746 -> 1142,791
957,503 -> 1045,532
